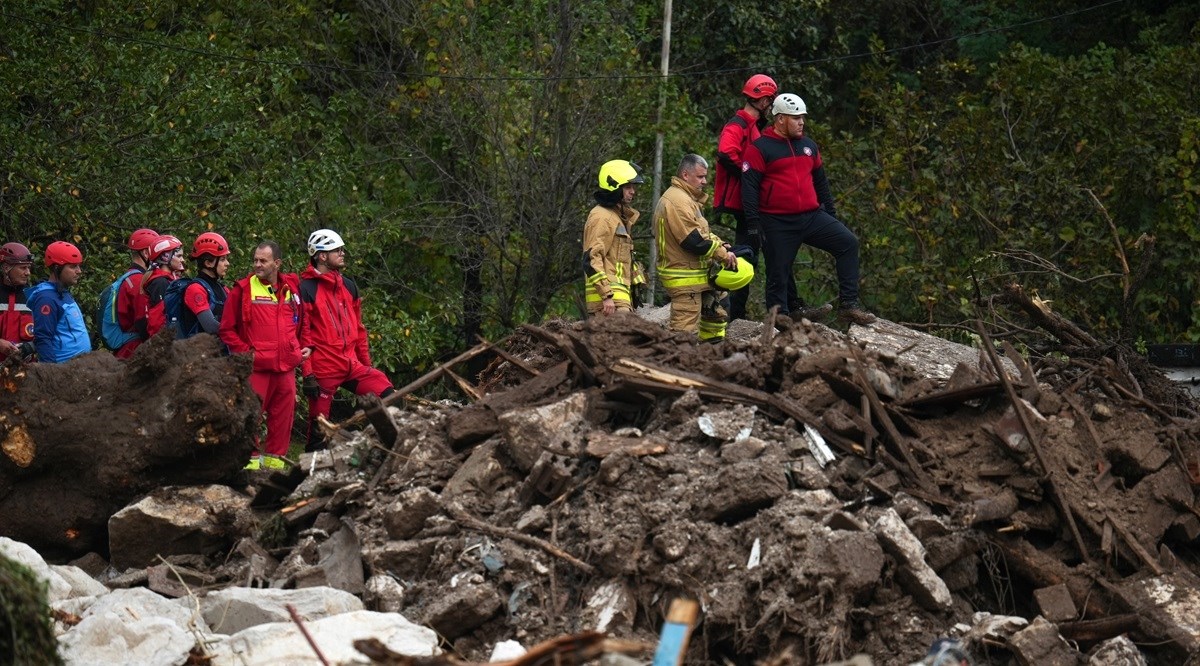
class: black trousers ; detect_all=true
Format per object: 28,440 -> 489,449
725,210 -> 798,320
759,210 -> 860,314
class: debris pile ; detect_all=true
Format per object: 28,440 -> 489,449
4,297 -> 1200,665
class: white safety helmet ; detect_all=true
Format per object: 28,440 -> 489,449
307,229 -> 345,257
772,93 -> 807,116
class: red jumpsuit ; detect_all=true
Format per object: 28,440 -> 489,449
298,266 -> 392,448
219,273 -> 304,457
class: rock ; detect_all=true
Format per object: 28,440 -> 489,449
209,610 -> 438,665
107,485 -> 251,570
0,536 -> 72,602
697,462 -> 788,523
1034,584 -> 1078,623
871,509 -> 953,611
363,539 -> 438,581
1007,616 -> 1081,665
421,583 -> 502,639
200,586 -> 363,635
490,640 -> 527,661
496,392 -> 589,472
68,552 -> 110,577
364,574 -> 406,613
1087,635 -> 1147,665
442,439 -> 513,498
446,403 -> 500,449
696,404 -> 757,442
719,435 -> 768,462
304,521 -> 365,594
384,487 -> 442,540
583,580 -> 636,633
57,586 -> 210,666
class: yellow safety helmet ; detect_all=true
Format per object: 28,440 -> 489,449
598,160 -> 645,192
711,256 -> 754,291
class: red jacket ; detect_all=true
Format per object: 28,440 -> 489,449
713,108 -> 764,214
219,273 -> 304,373
741,126 -> 829,221
298,266 -> 371,377
141,268 -> 175,337
1,282 -> 33,345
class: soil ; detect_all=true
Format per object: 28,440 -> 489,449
7,311 -> 1200,665
0,331 -> 260,558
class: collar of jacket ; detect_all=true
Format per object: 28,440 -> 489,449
670,176 -> 709,206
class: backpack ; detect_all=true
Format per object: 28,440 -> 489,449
97,268 -> 142,350
164,278 -> 224,339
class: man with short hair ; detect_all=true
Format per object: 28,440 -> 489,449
26,241 -> 91,363
742,93 -> 876,325
654,154 -> 740,341
113,228 -> 158,359
299,229 -> 393,452
0,242 -> 36,362
220,241 -> 308,469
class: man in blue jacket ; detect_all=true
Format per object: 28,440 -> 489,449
26,241 -> 91,363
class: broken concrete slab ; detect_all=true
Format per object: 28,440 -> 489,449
871,509 -> 953,611
1117,572 -> 1200,652
1034,584 -> 1078,623
384,487 -> 442,540
496,392 -> 589,472
1087,635 -> 1147,665
1007,616 -> 1081,666
208,610 -> 438,665
107,485 -> 252,570
420,582 -> 502,639
200,586 -> 364,635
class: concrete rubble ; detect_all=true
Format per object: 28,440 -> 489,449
3,304 -> 1200,664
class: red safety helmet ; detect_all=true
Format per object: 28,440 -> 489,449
44,241 -> 83,267
149,234 -> 183,263
1,242 -> 34,266
742,74 -> 778,100
191,232 -> 230,258
128,228 -> 159,252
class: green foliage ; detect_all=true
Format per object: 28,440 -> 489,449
0,554 -> 63,665
3,0 -> 1200,373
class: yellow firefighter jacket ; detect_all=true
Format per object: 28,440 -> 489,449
582,203 -> 639,306
654,176 -> 731,294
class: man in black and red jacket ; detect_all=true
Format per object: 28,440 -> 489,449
0,242 -> 36,362
741,93 -> 876,325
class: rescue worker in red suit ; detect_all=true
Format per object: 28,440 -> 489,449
142,234 -> 185,337
220,241 -> 308,469
0,242 -> 36,362
181,232 -> 231,337
716,75 -> 829,324
114,228 -> 158,358
299,229 -> 393,452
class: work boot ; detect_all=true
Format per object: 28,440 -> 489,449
789,303 -> 833,323
262,455 -> 287,470
837,303 -> 877,325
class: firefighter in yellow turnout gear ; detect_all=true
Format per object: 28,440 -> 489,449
583,160 -> 644,316
654,154 -> 750,341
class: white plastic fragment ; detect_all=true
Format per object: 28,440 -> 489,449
747,538 -> 762,569
802,423 -> 836,467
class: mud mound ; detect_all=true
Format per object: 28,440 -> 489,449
294,313 -> 1200,664
0,331 -> 260,558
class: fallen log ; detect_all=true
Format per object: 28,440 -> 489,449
0,333 -> 260,557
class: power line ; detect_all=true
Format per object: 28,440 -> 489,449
1,0 -> 1128,83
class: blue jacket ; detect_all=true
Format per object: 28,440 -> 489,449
25,281 -> 92,363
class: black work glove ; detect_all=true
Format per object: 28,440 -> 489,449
302,375 -> 320,399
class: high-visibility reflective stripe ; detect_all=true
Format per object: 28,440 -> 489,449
657,268 -> 709,289
698,319 -> 727,341
586,271 -> 608,287
586,284 -> 631,304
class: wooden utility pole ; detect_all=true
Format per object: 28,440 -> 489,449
647,0 -> 672,304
